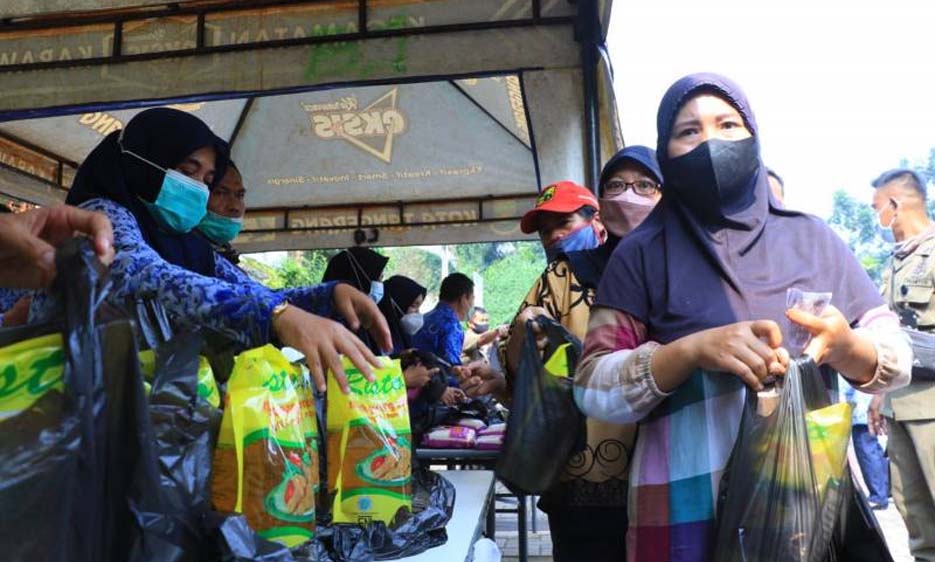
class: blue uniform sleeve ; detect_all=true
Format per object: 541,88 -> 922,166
279,283 -> 337,319
0,288 -> 26,312
0,288 -> 27,327
31,199 -> 286,348
441,324 -> 464,367
441,321 -> 464,386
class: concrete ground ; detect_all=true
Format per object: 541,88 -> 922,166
493,490 -> 913,562
877,501 -> 912,562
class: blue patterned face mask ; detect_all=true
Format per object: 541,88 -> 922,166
198,211 -> 243,243
545,224 -> 601,262
120,132 -> 209,233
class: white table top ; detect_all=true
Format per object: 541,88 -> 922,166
400,470 -> 496,562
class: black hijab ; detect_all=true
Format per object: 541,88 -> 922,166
68,107 -> 229,276
321,246 -> 389,293
378,275 -> 427,353
595,73 -> 882,344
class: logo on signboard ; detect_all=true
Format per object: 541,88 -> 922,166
302,88 -> 407,164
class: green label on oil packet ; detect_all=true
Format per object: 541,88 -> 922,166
0,333 -> 65,419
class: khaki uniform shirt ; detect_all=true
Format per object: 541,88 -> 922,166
461,328 -> 486,364
882,235 -> 935,421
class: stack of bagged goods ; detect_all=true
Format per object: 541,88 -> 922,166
211,345 -> 319,547
421,418 -> 506,450
327,356 -> 413,525
422,425 -> 477,448
476,423 -> 506,450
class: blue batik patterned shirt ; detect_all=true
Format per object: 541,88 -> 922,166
30,198 -> 335,348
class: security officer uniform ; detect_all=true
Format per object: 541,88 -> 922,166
882,234 -> 935,561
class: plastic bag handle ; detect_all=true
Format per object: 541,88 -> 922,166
523,315 -> 582,375
51,238 -> 112,562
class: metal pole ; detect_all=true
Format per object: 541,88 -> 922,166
578,0 -> 601,192
518,493 -> 528,562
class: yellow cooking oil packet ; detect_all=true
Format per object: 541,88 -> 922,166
543,342 -> 572,378
0,333 -> 65,420
138,349 -> 220,408
806,401 -> 852,498
211,345 -> 318,547
327,356 -> 412,525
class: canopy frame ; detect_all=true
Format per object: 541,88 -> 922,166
0,0 -> 617,251
0,0 -> 571,76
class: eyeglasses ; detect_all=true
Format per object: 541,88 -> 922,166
603,179 -> 659,197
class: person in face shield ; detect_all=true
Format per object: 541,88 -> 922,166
573,73 -> 912,562
28,107 -> 389,394
482,147 -> 662,562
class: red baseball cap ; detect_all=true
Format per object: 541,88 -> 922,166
520,181 -> 599,234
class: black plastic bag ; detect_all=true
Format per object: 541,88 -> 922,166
322,469 -> 455,561
132,297 -> 175,349
496,315 -> 585,495
904,328 -> 935,381
130,331 -> 224,562
207,468 -> 452,562
817,470 -> 894,562
714,357 -> 890,562
204,512 -> 335,562
0,239 -> 155,562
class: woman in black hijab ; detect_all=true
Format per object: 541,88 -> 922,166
377,275 -> 427,355
322,246 -> 389,296
322,246 -> 390,354
33,107 -> 388,392
573,73 -> 912,561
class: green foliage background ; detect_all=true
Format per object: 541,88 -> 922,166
244,241 -> 546,326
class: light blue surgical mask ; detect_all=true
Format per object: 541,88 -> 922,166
119,132 -> 210,233
139,169 -> 210,233
198,211 -> 243,244
877,204 -> 897,244
368,280 -> 385,303
545,224 -> 601,262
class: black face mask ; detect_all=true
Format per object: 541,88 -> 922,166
662,137 -> 760,223
472,322 -> 489,334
